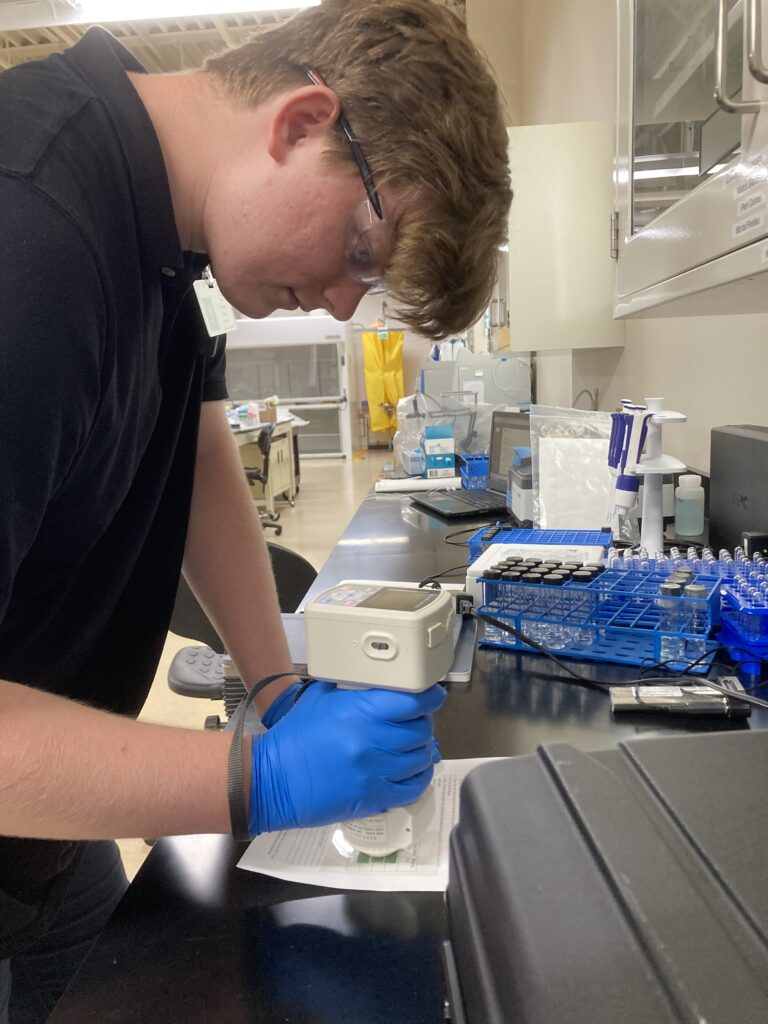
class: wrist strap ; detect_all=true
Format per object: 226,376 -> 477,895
227,672 -> 310,842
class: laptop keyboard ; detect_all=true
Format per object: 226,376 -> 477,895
452,489 -> 506,510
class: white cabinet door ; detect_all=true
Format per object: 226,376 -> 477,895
507,122 -> 624,351
615,0 -> 768,316
268,427 -> 295,502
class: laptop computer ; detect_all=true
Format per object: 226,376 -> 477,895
412,409 -> 530,519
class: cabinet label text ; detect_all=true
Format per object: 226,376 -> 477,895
732,211 -> 765,240
736,191 -> 766,218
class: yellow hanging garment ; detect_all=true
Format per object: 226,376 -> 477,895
361,330 -> 404,432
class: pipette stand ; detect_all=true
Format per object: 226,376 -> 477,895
635,398 -> 686,555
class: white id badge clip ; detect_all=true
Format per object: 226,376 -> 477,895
193,268 -> 237,338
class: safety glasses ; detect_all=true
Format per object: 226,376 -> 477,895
304,67 -> 394,292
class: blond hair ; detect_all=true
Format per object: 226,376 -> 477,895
205,0 -> 511,339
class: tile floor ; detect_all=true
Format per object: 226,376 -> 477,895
117,448 -> 390,880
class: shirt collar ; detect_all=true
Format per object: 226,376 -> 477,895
63,26 -> 206,275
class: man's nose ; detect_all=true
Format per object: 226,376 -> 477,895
323,280 -> 371,322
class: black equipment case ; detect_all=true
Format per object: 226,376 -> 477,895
445,730 -> 768,1024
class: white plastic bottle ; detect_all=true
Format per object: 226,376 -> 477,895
674,474 -> 705,536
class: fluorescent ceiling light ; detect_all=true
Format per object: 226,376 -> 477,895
0,0 -> 319,31
633,166 -> 702,181
235,312 -> 333,323
74,0 -> 318,22
634,153 -> 694,166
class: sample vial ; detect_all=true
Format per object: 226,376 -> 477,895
568,572 -> 594,648
669,571 -> 693,587
657,582 -> 684,661
541,574 -> 569,649
502,571 -> 524,612
683,583 -> 709,659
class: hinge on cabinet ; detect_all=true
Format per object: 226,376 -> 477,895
610,211 -> 619,260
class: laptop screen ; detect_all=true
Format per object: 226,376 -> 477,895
488,411 -> 531,493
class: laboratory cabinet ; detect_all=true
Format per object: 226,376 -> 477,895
505,122 -> 624,351
615,0 -> 768,317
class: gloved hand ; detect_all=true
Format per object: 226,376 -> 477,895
248,681 -> 446,836
260,681 -> 305,728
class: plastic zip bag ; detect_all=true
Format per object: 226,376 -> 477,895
529,405 -> 615,530
392,393 -> 494,474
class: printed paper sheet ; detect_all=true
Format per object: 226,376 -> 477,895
237,758 -> 501,892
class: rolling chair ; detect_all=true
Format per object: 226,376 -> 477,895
167,541 -> 318,728
242,423 -> 281,535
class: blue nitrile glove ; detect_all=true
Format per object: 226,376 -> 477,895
260,682 -> 305,728
248,681 -> 446,836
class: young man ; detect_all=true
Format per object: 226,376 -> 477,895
0,0 -> 511,1017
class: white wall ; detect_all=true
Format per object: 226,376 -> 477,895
469,0 -> 768,472
466,0 -> 523,123
520,0 -> 616,126
580,315 -> 768,473
534,350 -> 573,407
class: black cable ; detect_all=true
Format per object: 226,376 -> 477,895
638,647 -> 719,678
471,609 -> 610,694
227,670 -> 313,841
710,639 -> 768,669
742,679 -> 768,692
471,609 -> 768,711
419,564 -> 471,586
700,647 -> 765,679
416,576 -> 767,709
443,524 -> 495,548
665,540 -> 706,552
675,650 -> 768,690
685,677 -> 768,710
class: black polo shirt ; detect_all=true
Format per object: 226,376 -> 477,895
0,27 -> 228,956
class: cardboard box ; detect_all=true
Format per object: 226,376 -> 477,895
423,425 -> 455,479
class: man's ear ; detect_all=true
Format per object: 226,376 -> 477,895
267,85 -> 340,161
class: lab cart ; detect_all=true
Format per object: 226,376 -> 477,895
236,420 -> 296,518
